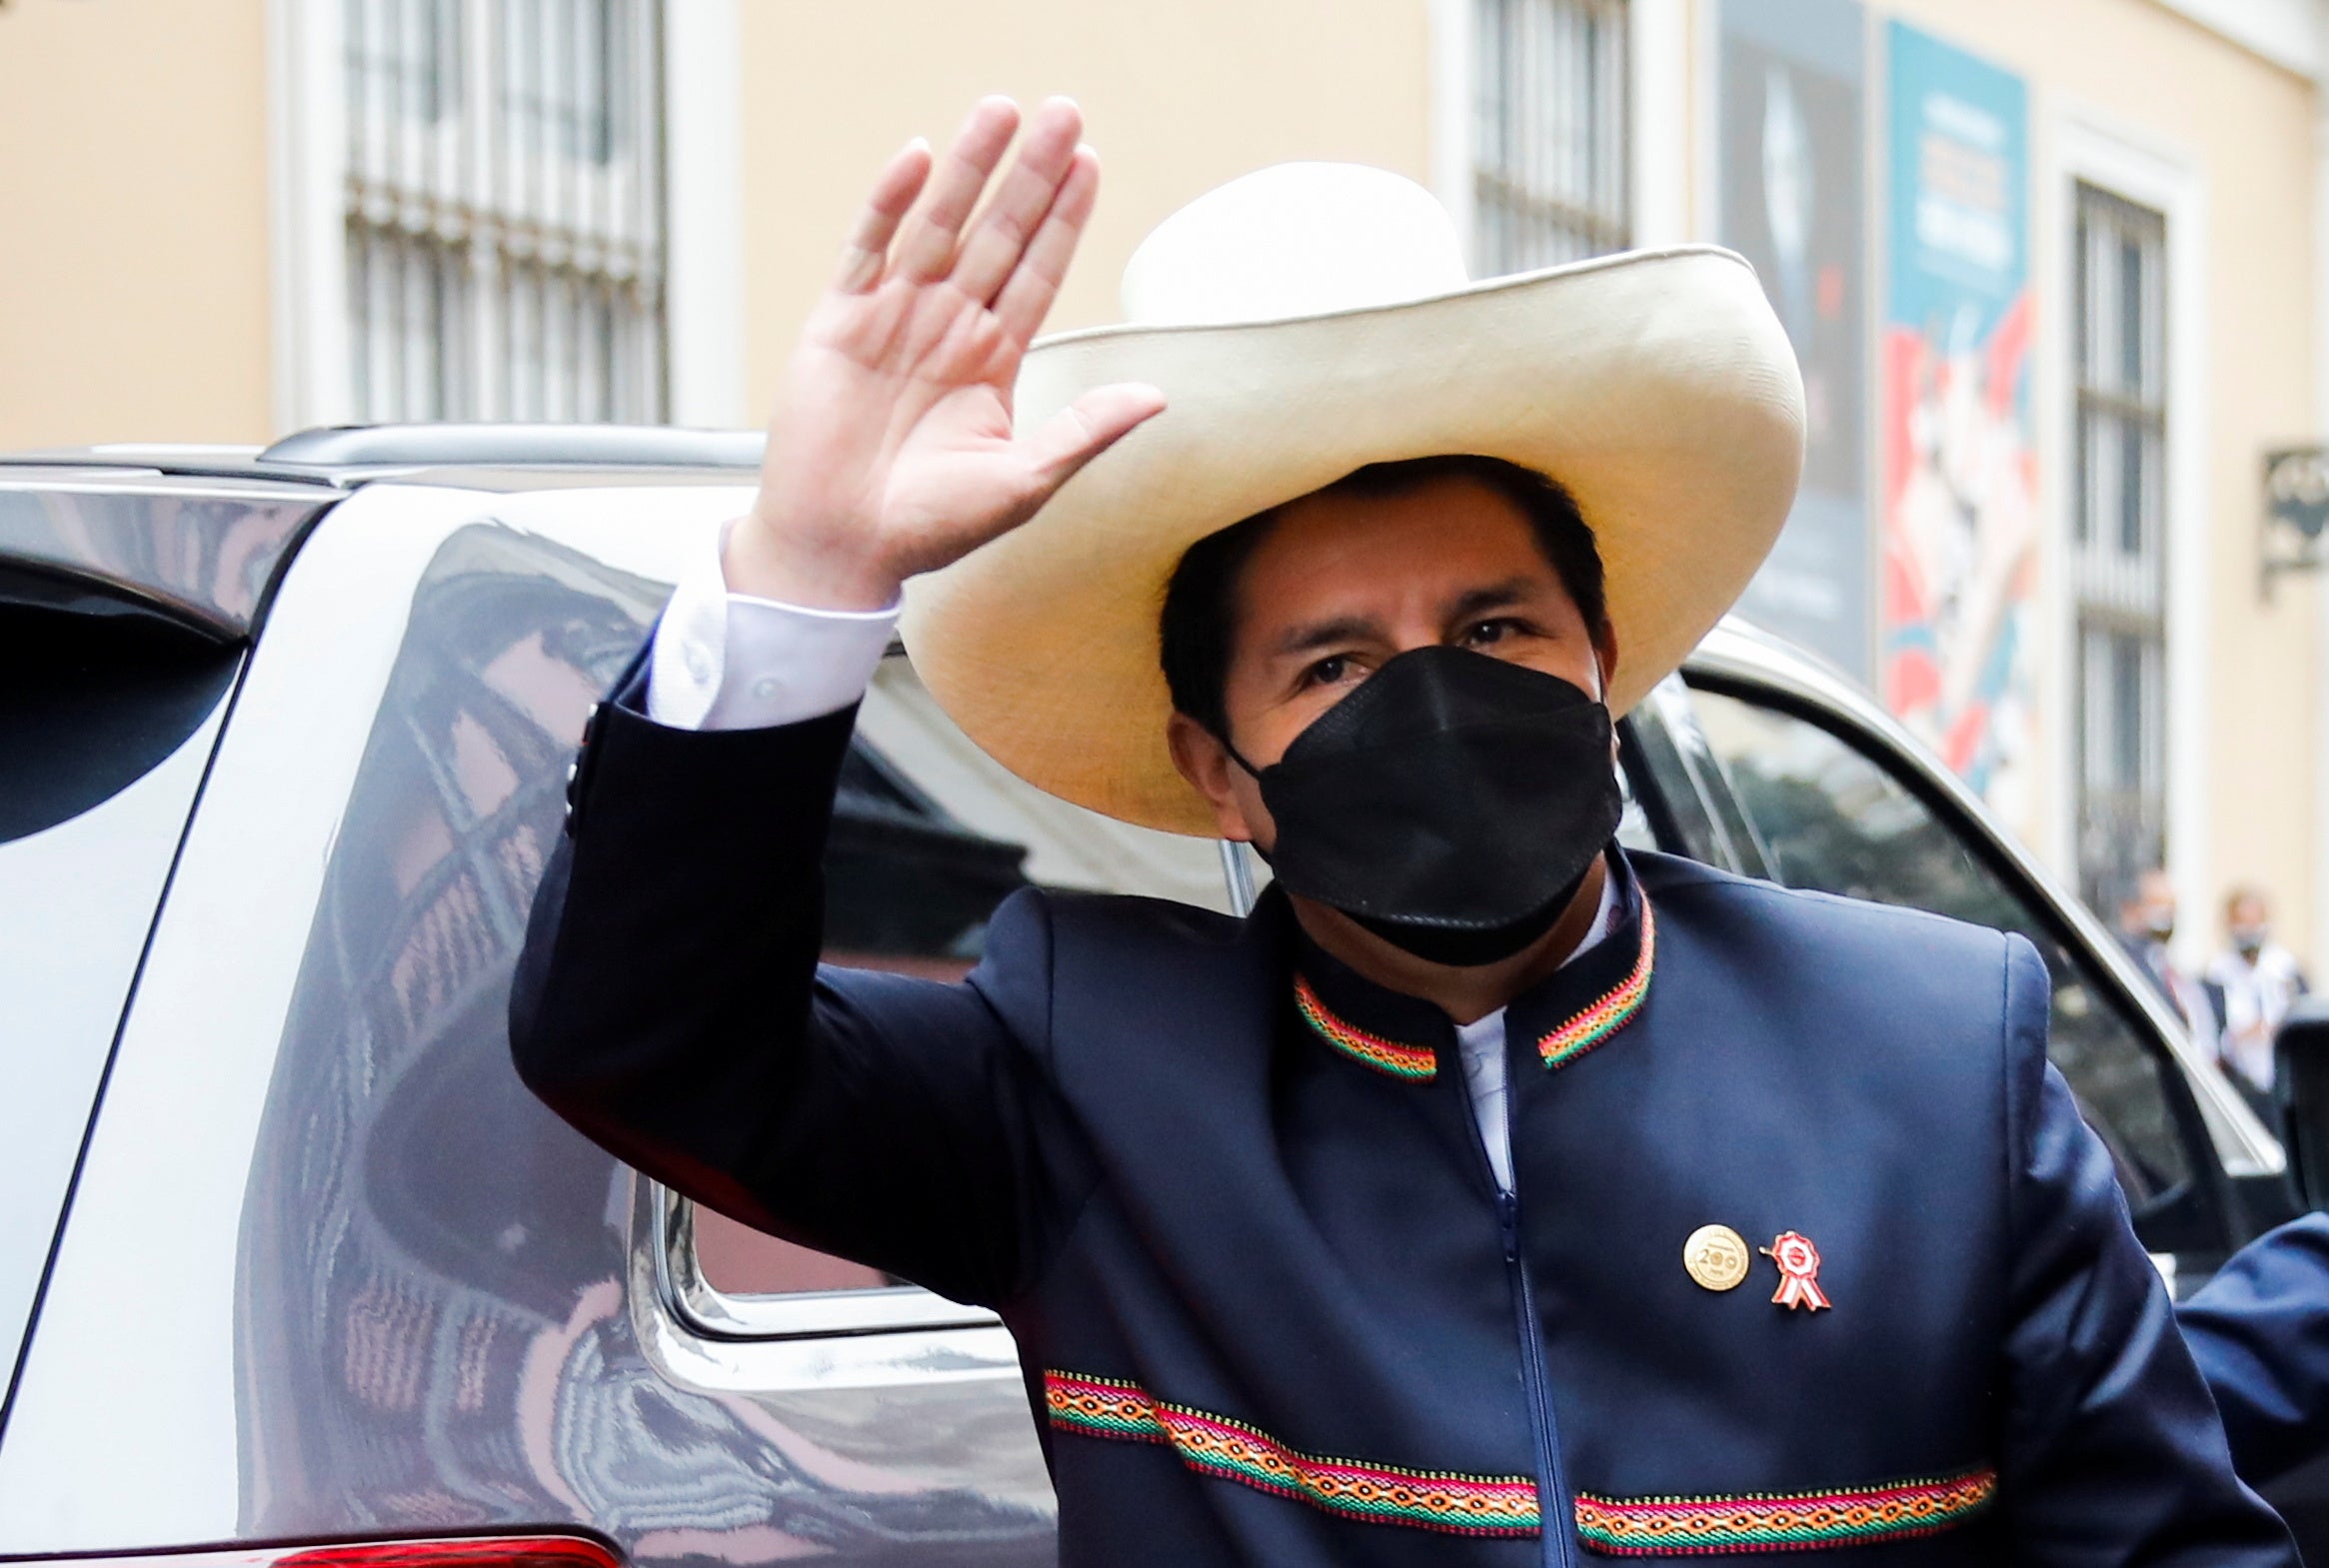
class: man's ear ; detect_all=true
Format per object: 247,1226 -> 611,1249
1593,622 -> 1623,766
1592,620 -> 1620,705
1166,712 -> 1257,842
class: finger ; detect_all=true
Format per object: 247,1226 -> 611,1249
833,137 -> 933,292
895,97 -> 1021,282
1020,382 -> 1168,499
992,145 -> 1100,347
949,97 -> 1084,306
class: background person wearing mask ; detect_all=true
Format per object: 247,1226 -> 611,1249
2118,867 -> 2218,1051
2207,886 -> 2310,1109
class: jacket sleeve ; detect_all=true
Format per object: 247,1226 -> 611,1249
2177,1214 -> 2329,1485
509,651 -> 1095,1310
1991,934 -> 2297,1564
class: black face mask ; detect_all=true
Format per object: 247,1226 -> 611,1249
1228,646 -> 1623,967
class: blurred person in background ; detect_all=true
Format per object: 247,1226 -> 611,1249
2117,867 -> 2218,1052
2206,886 -> 2309,1110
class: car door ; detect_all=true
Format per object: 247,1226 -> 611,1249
1617,661 -> 2254,1287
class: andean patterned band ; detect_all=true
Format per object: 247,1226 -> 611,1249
1043,1370 -> 1541,1536
1291,975 -> 1439,1081
1292,897 -> 1656,1082
1572,1466 -> 1998,1555
1046,1369 -> 1994,1552
1537,901 -> 1655,1069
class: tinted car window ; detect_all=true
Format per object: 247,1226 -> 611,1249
1683,685 -> 2193,1211
3,570 -> 237,840
0,578 -> 240,1390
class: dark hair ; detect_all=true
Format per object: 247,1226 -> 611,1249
1158,454 -> 1607,740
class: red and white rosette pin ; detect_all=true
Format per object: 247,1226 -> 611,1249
1762,1231 -> 1830,1311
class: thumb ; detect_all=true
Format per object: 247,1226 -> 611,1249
1020,382 -> 1167,499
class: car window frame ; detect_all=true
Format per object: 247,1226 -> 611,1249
1677,631 -> 2284,1182
1648,658 -> 2251,1259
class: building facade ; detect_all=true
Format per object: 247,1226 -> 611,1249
3,0 -> 2325,977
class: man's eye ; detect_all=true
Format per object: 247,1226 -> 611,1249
1463,619 -> 1519,647
1303,655 -> 1353,688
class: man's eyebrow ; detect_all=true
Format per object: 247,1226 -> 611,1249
1442,579 -> 1541,624
1270,614 -> 1384,658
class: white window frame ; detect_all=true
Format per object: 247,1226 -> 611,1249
2065,180 -> 2169,912
268,0 -> 740,434
1428,0 -> 1687,275
2045,109 -> 2208,956
658,0 -> 743,428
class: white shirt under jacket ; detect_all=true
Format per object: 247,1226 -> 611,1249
643,522 -> 1619,1195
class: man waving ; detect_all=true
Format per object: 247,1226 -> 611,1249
513,97 -> 2291,1564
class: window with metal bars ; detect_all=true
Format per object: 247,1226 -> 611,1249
343,0 -> 667,424
2070,182 -> 2168,912
1471,0 -> 1630,275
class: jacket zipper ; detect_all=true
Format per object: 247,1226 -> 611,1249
1499,1187 -> 1576,1568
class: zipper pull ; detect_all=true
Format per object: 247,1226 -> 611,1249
1497,1189 -> 1519,1262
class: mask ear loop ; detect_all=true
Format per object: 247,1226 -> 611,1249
1206,725 -> 1274,865
1214,725 -> 1266,781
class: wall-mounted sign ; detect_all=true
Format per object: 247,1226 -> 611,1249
2263,444 -> 2329,598
1879,21 -> 2036,833
1717,0 -> 1870,683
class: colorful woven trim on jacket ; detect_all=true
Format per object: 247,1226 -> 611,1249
1292,975 -> 1438,1081
1571,1465 -> 1996,1555
1044,1370 -> 1539,1536
1537,901 -> 1655,1070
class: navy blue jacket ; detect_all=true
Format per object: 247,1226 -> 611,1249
511,673 -> 2293,1565
2181,1214 -> 2329,1484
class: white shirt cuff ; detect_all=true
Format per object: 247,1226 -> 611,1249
646,519 -> 901,731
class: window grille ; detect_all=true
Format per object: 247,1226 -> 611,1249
2070,182 -> 2168,912
1472,0 -> 1630,274
343,0 -> 667,423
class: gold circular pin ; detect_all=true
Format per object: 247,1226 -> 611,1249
1683,1224 -> 1751,1292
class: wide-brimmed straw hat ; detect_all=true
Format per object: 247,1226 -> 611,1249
899,162 -> 1805,835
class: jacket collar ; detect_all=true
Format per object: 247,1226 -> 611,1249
1285,848 -> 1654,1083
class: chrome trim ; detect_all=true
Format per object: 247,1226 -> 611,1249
1217,840 -> 1257,916
631,1180 -> 1030,1401
1684,619 -> 2287,1180
260,423 -> 763,470
656,1185 -> 1000,1340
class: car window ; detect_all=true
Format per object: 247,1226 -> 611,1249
1680,684 -> 2194,1213
692,654 -> 1235,1302
0,575 -> 240,1384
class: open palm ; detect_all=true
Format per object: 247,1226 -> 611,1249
730,97 -> 1165,611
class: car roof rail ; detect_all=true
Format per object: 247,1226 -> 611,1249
257,423 -> 766,469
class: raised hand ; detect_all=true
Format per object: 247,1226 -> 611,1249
725,96 -> 1166,611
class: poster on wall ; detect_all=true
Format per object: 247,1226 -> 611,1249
1717,0 -> 1868,682
1881,20 -> 2036,829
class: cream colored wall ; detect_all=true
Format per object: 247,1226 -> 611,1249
734,0 -> 1433,418
1867,0 -> 2322,961
0,0 -> 275,449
